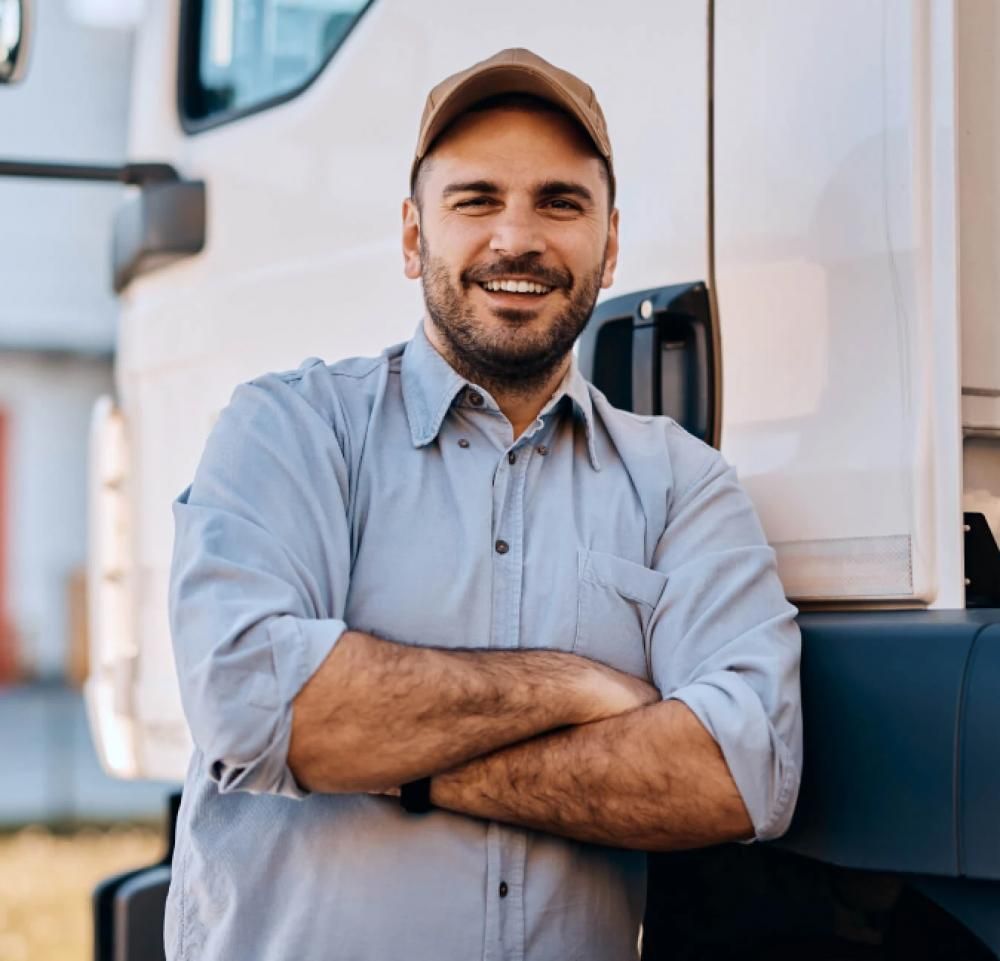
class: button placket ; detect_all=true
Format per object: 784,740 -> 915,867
476,405 -> 531,961
489,420 -> 530,656
496,830 -> 527,961
483,823 -> 504,961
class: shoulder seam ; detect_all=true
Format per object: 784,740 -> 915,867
670,440 -> 725,519
326,358 -> 387,381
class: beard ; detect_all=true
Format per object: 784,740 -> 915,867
420,239 -> 604,398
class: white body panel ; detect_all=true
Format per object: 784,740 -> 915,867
959,0 -> 1000,430
97,0 -> 709,779
714,0 -> 964,606
957,0 -> 1000,544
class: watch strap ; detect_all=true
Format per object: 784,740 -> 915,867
400,776 -> 432,814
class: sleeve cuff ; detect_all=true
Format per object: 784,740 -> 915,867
667,669 -> 801,841
207,616 -> 348,800
267,614 -> 349,710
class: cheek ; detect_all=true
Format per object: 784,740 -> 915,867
563,236 -> 610,278
430,216 -> 492,253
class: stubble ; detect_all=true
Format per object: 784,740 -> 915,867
420,240 -> 604,399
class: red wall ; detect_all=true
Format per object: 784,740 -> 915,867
0,410 -> 16,683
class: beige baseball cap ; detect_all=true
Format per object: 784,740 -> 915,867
411,48 -> 614,196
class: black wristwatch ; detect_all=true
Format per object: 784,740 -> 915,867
400,777 -> 432,814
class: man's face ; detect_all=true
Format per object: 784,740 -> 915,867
402,106 -> 619,393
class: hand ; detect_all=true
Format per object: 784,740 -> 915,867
577,659 -> 660,724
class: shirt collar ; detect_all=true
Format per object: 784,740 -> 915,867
401,321 -> 601,470
400,322 -> 469,447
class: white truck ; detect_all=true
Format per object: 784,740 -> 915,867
3,1 -> 999,958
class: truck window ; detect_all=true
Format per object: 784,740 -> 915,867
180,0 -> 373,129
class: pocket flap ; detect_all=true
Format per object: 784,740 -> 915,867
578,549 -> 668,609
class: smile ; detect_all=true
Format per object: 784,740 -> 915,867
479,278 -> 554,295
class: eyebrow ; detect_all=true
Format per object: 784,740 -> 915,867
536,180 -> 595,204
441,180 -> 501,198
440,178 -> 595,204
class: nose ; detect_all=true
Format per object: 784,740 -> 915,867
489,205 -> 547,258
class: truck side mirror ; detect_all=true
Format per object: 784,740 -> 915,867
0,0 -> 29,84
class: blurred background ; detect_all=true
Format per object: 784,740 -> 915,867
2,4 -> 170,960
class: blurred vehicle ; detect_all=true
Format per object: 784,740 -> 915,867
3,1 -> 1000,959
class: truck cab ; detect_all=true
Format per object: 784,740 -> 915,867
3,1 -> 1000,958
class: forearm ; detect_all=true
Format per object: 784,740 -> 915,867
430,698 -> 753,850
288,630 -> 653,794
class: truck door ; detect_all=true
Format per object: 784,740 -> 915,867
89,0 -> 713,782
712,0 -> 964,610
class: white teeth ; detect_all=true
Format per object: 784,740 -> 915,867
483,279 -> 553,294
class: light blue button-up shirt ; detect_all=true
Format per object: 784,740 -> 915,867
165,323 -> 802,961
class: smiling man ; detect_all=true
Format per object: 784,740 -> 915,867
166,49 -> 802,961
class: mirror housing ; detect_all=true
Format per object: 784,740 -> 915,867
0,0 -> 30,85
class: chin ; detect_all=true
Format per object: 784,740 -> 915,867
479,304 -> 548,327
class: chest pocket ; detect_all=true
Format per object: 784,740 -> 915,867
574,549 -> 668,680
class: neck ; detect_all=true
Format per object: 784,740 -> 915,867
493,360 -> 572,438
423,317 -> 573,440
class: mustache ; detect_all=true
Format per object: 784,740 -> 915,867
461,256 -> 573,291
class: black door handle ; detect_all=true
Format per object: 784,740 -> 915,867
577,281 -> 719,445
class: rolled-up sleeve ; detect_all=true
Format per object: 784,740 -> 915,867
648,434 -> 803,840
169,364 -> 352,799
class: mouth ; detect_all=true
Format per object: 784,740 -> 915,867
474,277 -> 557,304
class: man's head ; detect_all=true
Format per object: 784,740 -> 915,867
402,49 -> 619,398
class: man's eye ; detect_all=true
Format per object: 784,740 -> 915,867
543,198 -> 581,212
454,197 -> 495,209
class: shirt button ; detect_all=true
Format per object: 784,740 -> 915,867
536,444 -> 549,456
468,390 -> 484,407
498,881 -> 509,898
458,438 -> 470,448
507,451 -> 517,465
495,539 -> 509,555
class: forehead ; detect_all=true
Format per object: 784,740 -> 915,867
423,106 -> 606,191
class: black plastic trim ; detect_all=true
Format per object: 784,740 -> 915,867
0,0 -> 31,85
959,623 -> 1000,878
113,866 -> 172,961
912,875 -> 1000,958
176,0 -> 378,135
0,159 -> 180,186
93,792 -> 180,961
112,179 -> 206,292
94,866 -> 154,961
965,512 -> 1000,606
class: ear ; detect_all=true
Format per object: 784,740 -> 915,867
601,208 -> 620,289
402,198 -> 422,280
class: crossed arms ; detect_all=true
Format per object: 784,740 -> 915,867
287,629 -> 753,850
170,374 -> 802,850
